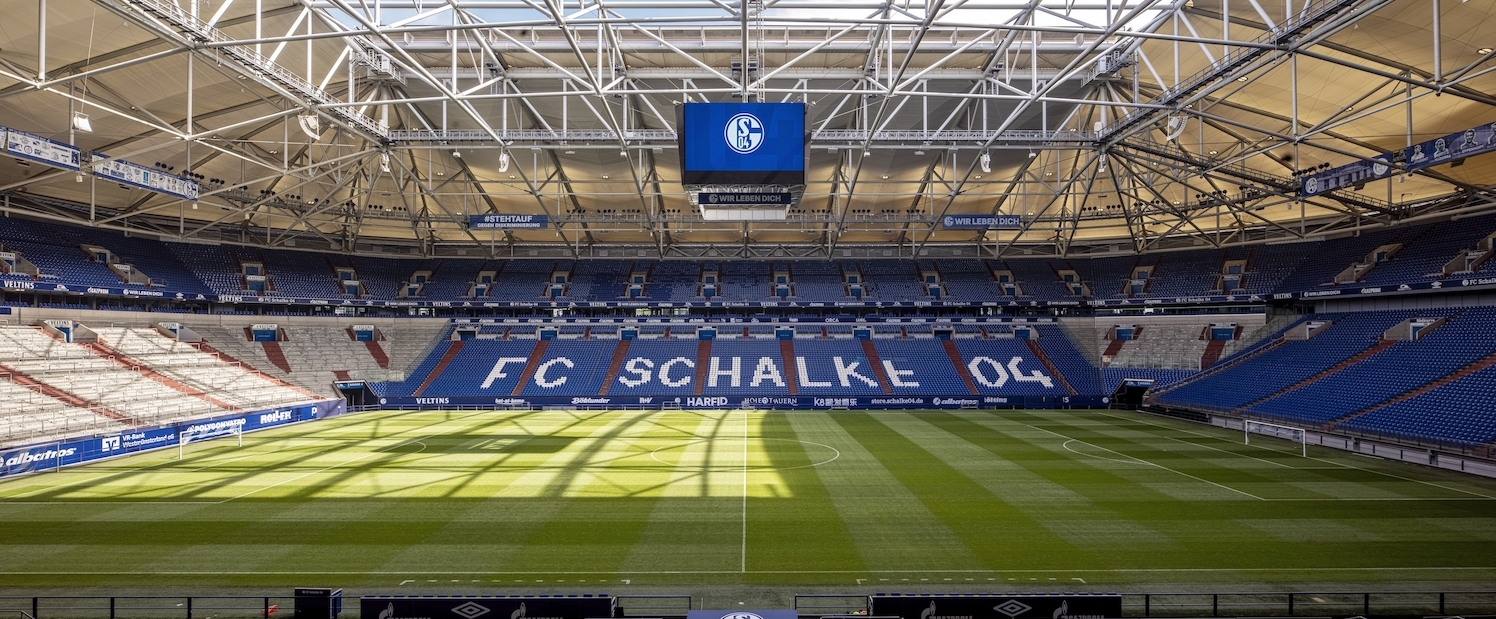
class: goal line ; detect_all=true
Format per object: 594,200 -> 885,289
1244,419 -> 1307,457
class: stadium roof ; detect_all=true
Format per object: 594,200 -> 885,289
2,0 -> 1495,259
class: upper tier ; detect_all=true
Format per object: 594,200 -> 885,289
5,213 -> 1496,306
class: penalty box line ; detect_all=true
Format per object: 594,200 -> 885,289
1095,411 -> 1496,501
1011,418 -> 1269,501
217,410 -> 496,504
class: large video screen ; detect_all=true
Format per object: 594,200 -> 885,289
679,102 -> 806,185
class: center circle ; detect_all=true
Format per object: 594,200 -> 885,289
650,437 -> 840,471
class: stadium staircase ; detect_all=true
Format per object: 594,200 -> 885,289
940,340 -> 980,395
510,340 -> 550,396
189,341 -> 321,399
411,341 -> 465,397
83,342 -> 239,411
1199,340 -> 1226,369
859,340 -> 894,395
1103,338 -> 1127,358
596,340 -> 632,395
1234,340 -> 1397,413
364,341 -> 391,369
693,341 -> 712,395
780,340 -> 799,395
1331,349 -> 1496,428
1025,340 -> 1076,395
0,360 -> 133,423
261,341 -> 293,374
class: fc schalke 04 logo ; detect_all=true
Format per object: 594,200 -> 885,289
725,113 -> 765,154
720,613 -> 763,619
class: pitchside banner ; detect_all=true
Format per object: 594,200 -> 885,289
0,399 -> 344,478
871,594 -> 1123,619
360,595 -> 613,619
688,610 -> 796,619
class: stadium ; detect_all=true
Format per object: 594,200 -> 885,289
2,0 -> 1496,617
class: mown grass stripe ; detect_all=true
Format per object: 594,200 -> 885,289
787,411 -> 983,571
831,411 -> 1080,571
744,411 -> 866,576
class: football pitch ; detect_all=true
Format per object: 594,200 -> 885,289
1,409 -> 1495,590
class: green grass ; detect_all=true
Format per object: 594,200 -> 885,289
1,409 -> 1495,590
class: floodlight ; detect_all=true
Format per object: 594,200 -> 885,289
297,114 -> 321,140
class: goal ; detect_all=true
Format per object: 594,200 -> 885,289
1244,419 -> 1307,456
178,425 -> 243,460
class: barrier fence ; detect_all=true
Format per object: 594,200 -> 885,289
4,591 -> 1496,619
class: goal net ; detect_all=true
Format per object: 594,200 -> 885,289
1244,419 -> 1307,456
178,424 -> 244,460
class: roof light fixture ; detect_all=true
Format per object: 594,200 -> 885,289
297,114 -> 321,140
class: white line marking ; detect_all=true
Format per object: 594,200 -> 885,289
1107,411 -> 1496,500
741,409 -> 748,574
1094,411 -> 1295,468
3,566 -> 1491,576
1029,423 -> 1267,501
217,411 -> 490,503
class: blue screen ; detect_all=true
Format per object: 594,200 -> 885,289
680,102 -> 805,185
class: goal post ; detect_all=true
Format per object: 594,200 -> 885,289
178,425 -> 244,460
1244,419 -> 1307,457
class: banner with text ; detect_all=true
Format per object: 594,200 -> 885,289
871,594 -> 1123,619
1406,121 -> 1496,172
698,191 -> 794,205
360,595 -> 613,619
941,214 -> 1023,229
92,153 -> 200,200
4,128 -> 80,171
0,400 -> 343,478
468,214 -> 549,229
1300,154 -> 1393,197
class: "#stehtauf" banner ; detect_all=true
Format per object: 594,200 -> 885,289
468,214 -> 549,229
